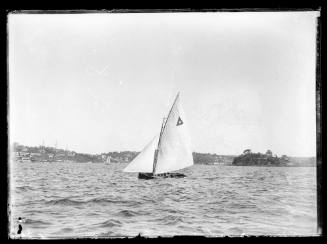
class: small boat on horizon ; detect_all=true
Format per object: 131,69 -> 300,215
105,155 -> 111,164
123,92 -> 194,179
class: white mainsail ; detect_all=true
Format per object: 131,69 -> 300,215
154,94 -> 193,174
123,135 -> 159,173
122,93 -> 193,174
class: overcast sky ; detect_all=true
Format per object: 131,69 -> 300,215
9,11 -> 319,156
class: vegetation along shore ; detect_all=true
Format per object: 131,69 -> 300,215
11,143 -> 315,167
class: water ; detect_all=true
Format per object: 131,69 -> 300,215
9,162 -> 317,238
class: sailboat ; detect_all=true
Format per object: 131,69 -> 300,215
105,155 -> 111,164
123,92 -> 193,179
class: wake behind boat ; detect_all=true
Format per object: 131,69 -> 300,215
123,92 -> 194,179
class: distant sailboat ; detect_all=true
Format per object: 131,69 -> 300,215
106,155 -> 111,164
123,92 -> 193,179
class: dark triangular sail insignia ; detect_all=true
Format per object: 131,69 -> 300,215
176,117 -> 183,126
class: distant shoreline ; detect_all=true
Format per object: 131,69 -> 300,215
10,143 -> 316,167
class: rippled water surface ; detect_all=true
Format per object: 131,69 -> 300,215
9,162 -> 317,238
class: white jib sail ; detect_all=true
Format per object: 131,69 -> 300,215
154,94 -> 193,174
123,135 -> 159,173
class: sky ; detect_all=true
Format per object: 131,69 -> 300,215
8,11 -> 319,156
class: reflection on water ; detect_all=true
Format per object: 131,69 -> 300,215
9,162 -> 317,238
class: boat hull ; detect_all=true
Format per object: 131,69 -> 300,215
138,172 -> 185,180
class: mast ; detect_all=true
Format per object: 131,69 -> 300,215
152,92 -> 180,174
152,117 -> 166,174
